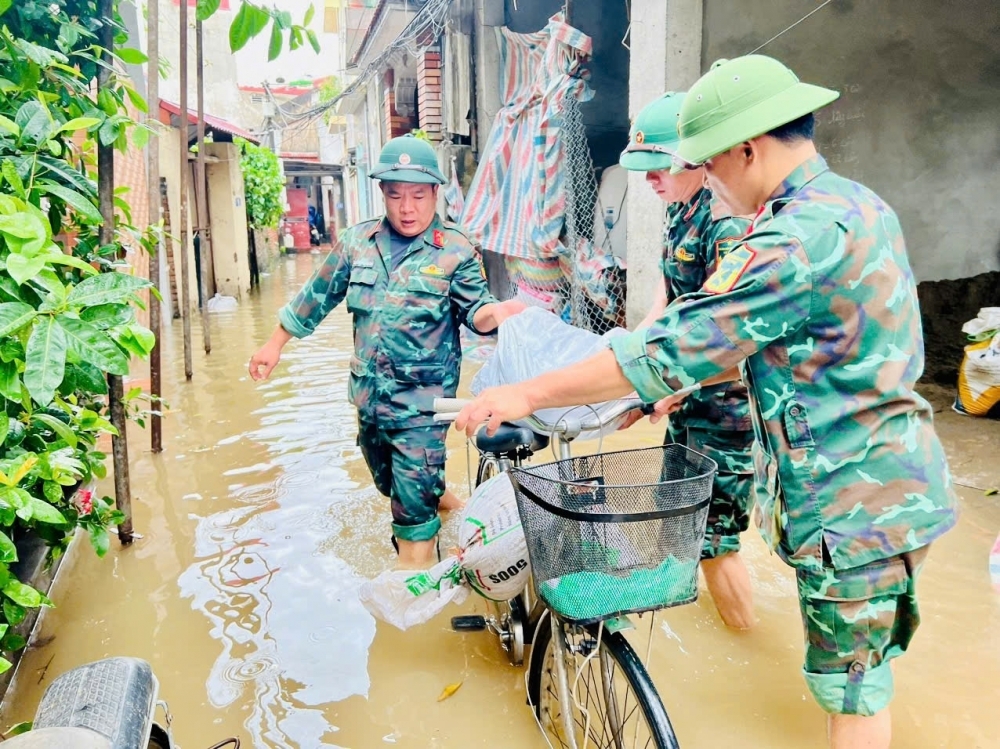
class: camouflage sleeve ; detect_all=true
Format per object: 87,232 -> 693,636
450,247 -> 497,334
609,230 -> 814,402
277,237 -> 351,339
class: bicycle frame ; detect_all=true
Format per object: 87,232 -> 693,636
434,396 -> 657,748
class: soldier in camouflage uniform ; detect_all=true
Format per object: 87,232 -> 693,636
455,56 -> 957,749
620,92 -> 756,630
249,135 -> 525,568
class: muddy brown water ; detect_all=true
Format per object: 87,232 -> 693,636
1,254 -> 998,748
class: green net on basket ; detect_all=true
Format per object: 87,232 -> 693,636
538,555 -> 699,622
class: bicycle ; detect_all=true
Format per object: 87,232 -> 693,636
433,397 -> 717,749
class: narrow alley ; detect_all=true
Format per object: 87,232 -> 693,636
0,255 -> 997,749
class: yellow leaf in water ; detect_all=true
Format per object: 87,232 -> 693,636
437,682 -> 463,702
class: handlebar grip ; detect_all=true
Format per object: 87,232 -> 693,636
433,397 -> 472,413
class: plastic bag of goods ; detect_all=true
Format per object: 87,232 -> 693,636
472,307 -> 634,439
359,473 -> 530,630
954,307 -> 1000,417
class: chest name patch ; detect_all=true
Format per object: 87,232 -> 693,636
703,245 -> 756,294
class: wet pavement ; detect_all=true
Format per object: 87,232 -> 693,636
1,253 -> 998,748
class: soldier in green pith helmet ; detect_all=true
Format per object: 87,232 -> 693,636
619,91 -> 757,631
453,56 -> 957,749
249,135 -> 526,568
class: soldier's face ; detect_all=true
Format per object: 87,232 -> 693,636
702,145 -> 758,214
645,168 -> 704,204
382,182 -> 438,237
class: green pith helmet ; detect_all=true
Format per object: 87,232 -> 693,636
369,134 -> 445,184
672,55 -> 840,168
619,92 -> 686,172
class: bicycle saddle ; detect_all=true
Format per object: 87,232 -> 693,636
476,423 -> 549,455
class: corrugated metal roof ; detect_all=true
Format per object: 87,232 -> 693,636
159,100 -> 260,144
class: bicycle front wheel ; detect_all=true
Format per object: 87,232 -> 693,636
527,612 -> 679,749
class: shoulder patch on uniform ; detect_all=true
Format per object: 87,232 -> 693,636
714,236 -> 742,259
703,245 -> 756,294
431,229 -> 445,248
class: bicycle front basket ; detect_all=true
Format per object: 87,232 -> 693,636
508,444 -> 716,624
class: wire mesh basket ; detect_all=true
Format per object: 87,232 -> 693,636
508,444 -> 716,624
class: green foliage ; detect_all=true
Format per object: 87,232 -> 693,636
0,0 -> 158,673
236,138 -> 284,230
318,76 -> 342,125
196,1 -> 320,59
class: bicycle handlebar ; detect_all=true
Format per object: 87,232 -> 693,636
432,396 -> 648,436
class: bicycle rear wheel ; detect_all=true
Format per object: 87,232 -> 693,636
527,612 -> 679,749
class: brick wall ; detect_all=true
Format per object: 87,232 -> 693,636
417,44 -> 442,142
114,103 -> 151,328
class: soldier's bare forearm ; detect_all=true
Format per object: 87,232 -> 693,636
524,350 -> 635,412
268,325 -> 294,350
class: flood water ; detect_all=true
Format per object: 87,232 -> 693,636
1,253 -> 998,748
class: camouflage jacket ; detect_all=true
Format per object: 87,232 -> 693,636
662,188 -> 751,433
278,215 -> 496,428
611,155 -> 958,571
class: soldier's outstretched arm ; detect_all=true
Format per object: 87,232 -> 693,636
277,238 -> 352,338
249,239 -> 352,381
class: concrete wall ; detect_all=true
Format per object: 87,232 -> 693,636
206,143 -> 252,300
473,0 -> 505,149
702,0 -> 1000,381
148,0 -> 246,125
625,0 -> 703,327
504,0 -> 631,171
703,0 -> 1000,283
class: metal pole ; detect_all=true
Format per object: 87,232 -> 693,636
98,0 -> 134,544
179,0 -> 193,379
195,19 -> 212,354
147,0 -> 163,453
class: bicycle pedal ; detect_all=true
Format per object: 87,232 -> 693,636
451,615 -> 488,632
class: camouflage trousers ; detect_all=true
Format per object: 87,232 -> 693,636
357,420 -> 448,543
796,545 -> 929,715
666,423 -> 754,560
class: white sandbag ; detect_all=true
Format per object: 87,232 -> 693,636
358,473 -> 529,630
955,308 -> 1000,417
458,472 -> 530,601
961,307 -> 1000,339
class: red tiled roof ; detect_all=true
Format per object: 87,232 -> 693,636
159,100 -> 259,144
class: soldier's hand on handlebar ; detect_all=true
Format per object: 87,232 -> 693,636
648,395 -> 684,425
454,386 -> 533,438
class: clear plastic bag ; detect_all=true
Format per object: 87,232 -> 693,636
358,474 -> 529,630
471,307 -> 635,440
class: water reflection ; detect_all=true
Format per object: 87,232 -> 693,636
175,273 -> 379,747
